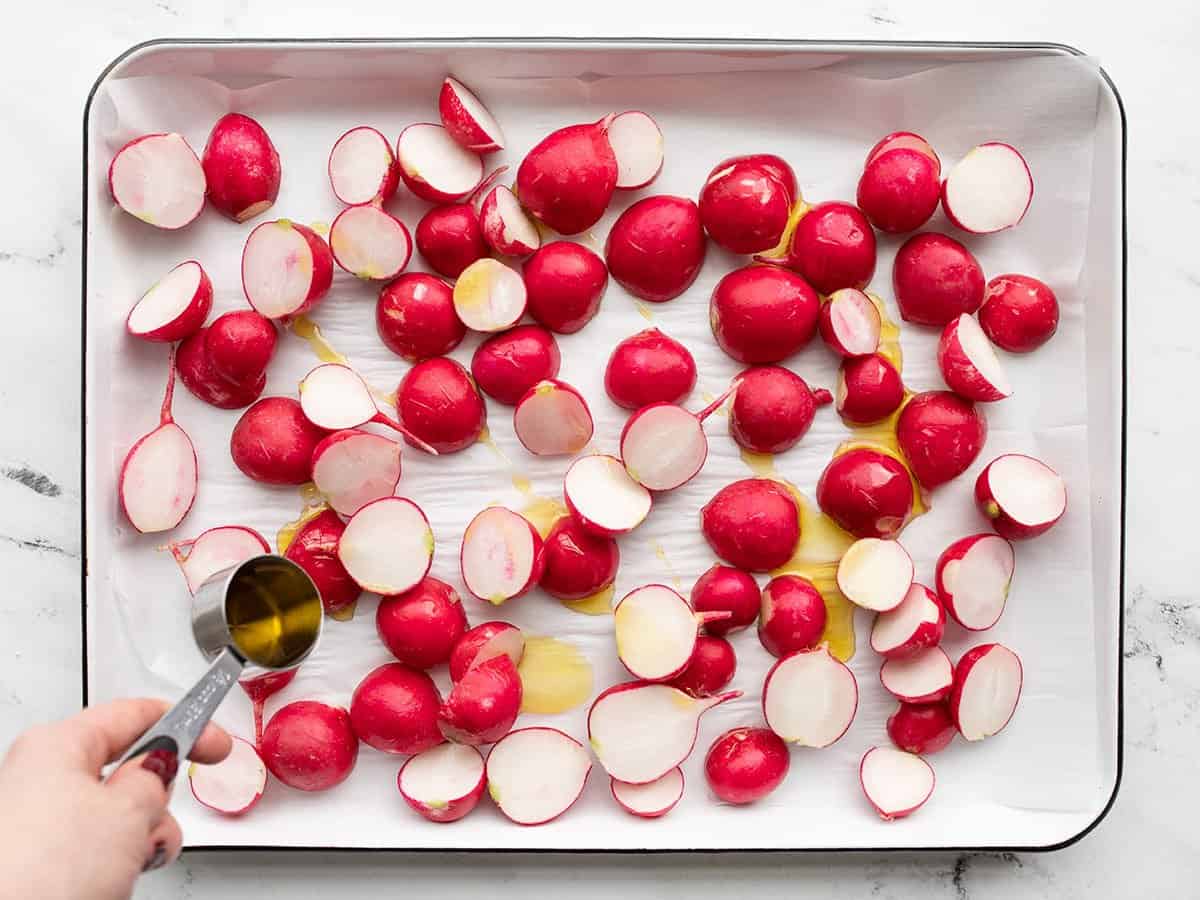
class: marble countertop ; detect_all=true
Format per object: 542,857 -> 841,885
3,1 -> 1194,896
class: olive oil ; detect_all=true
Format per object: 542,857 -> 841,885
226,558 -> 322,669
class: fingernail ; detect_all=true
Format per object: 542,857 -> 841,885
140,749 -> 178,789
142,841 -> 168,872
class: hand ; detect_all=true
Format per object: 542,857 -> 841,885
0,699 -> 231,900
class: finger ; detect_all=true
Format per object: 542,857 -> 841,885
189,721 -> 234,765
105,758 -> 169,829
143,812 -> 183,873
58,698 -> 170,772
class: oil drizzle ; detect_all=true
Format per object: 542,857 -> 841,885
635,301 -> 655,322
521,495 -> 568,539
866,291 -> 903,373
517,636 -> 594,714
563,584 -> 615,617
652,542 -> 683,591
291,316 -> 346,365
740,449 -> 776,477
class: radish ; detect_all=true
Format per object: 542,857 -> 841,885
758,574 -> 827,657
818,288 -> 881,358
523,241 -> 609,334
188,736 -> 266,816
485,727 -> 592,825
460,507 -> 545,605
587,682 -> 740,784
205,310 -> 277,388
449,622 -> 525,682
118,347 -> 197,533
710,265 -> 820,364
783,202 -> 876,295
350,662 -> 443,755
328,125 -> 399,205
108,132 -> 205,229
700,478 -> 799,571
866,132 -> 941,171
283,508 -> 361,615
604,328 -> 695,410
605,195 -> 706,303
376,577 -> 468,669
242,219 -> 334,320
471,325 -> 561,405
177,328 -> 266,410
513,380 -> 593,456
870,583 -> 944,657
698,153 -> 797,254
311,430 -> 401,518
857,148 -> 940,234
816,448 -> 913,539
611,767 -> 683,818
438,77 -> 506,153
704,727 -> 790,804
836,538 -> 915,612
328,204 -> 412,281
437,654 -> 522,745
942,143 -> 1033,234
937,314 -> 1011,402
949,643 -> 1023,740
168,526 -> 269,594
614,584 -> 729,682
879,646 -> 954,703
690,564 -> 759,636
762,647 -> 857,747
415,203 -> 488,278
619,390 -> 730,492
935,533 -> 1015,630
395,357 -> 486,454
975,454 -> 1067,539
398,742 -> 486,823
239,668 -> 296,749
516,117 -> 618,235
337,497 -> 434,595
299,363 -> 438,455
886,701 -> 956,755
126,260 -> 212,343
979,274 -> 1059,353
225,398 -> 321,484
261,701 -> 358,792
396,123 -> 483,203
896,390 -> 987,489
563,454 -> 652,536
539,516 -> 619,601
377,273 -> 465,362
859,746 -> 935,820
836,354 -> 904,425
201,113 -> 280,223
728,366 -> 832,454
669,635 -> 736,697
479,185 -> 540,257
892,233 -> 984,327
608,110 -> 664,189
453,258 -> 526,332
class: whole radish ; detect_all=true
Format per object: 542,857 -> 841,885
669,635 -> 736,697
701,479 -> 800,571
449,622 -> 525,682
177,328 -> 266,410
896,391 -> 987,489
783,202 -> 876,295
470,325 -> 561,405
350,663 -> 443,755
438,654 -> 523,745
396,358 -> 486,453
517,117 -> 618,235
728,366 -> 831,454
376,577 -> 469,670
604,328 -> 696,409
893,233 -> 984,327
690,564 -> 760,636
230,397 -> 328,485
109,133 -> 205,230
605,195 -> 706,302
857,148 -> 940,234
206,310 -> 277,387
887,702 -> 956,755
261,701 -> 357,792
241,220 -> 334,320
710,265 -> 821,364
202,113 -> 280,222
704,727 -> 790,804
979,274 -> 1059,352
523,241 -> 609,333
758,574 -> 827,657
698,153 -> 798,254
376,273 -> 465,362
283,508 -> 361,616
816,448 -> 913,539
539,516 -> 620,601
836,354 -> 904,425
126,260 -> 212,344
415,203 -> 488,278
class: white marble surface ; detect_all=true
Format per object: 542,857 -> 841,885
1,0 -> 1195,896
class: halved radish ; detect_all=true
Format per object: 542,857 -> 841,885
886,701 -> 956,755
587,682 -> 740,784
108,132 -> 205,229
859,746 -> 935,820
619,390 -> 731,492
168,526 -> 269,594
479,185 -> 540,257
762,646 -> 857,747
188,736 -> 266,816
397,742 -> 486,823
609,111 -> 664,190
758,574 -> 827,658
517,117 -> 618,235
460,507 -> 544,605
241,219 -> 333,320
950,643 -> 1023,741
895,390 -> 987,490
937,313 -> 1011,402
439,77 -> 506,154
396,123 -> 484,203
870,583 -> 944,659
329,204 -> 411,281
539,517 -> 620,601
704,727 -> 790,804
564,454 -> 652,536
611,767 -> 683,818
127,260 -> 212,343
879,646 -> 954,703
298,363 -> 437,455
690,565 -> 760,637
453,258 -> 527,332
818,289 -> 881,358
328,126 -> 399,205
701,479 -> 800,572
202,113 -> 280,222
310,429 -> 403,517
979,274 -> 1059,353
286,508 -> 360,616
513,379 -> 593,456
942,142 -> 1033,234
836,354 -> 905,426
449,622 -> 525,682
337,497 -> 433,594
975,454 -> 1067,540
472,326 -> 561,406
669,635 -> 736,697
614,585 -> 729,682
485,728 -> 592,825
438,654 -> 523,745
935,533 -> 1015,630
836,539 -> 915,612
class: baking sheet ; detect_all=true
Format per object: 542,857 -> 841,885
83,41 -> 1123,851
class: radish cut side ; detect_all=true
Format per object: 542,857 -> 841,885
460,507 -> 540,605
127,261 -> 208,339
564,455 -> 652,535
337,497 -> 433,594
121,423 -> 197,534
939,313 -> 1011,401
513,380 -> 593,456
938,534 -> 1015,630
942,143 -> 1033,234
311,431 -> 403,517
188,737 -> 266,815
170,526 -> 269,595
825,289 -> 881,356
440,77 -> 506,153
951,643 -> 1023,741
109,133 -> 206,229
397,123 -> 484,201
329,205 -> 411,281
987,455 -> 1067,528
609,111 -> 665,189
398,742 -> 485,823
453,259 -> 527,332
879,646 -> 954,703
329,126 -> 396,205
480,185 -> 540,256
620,405 -> 707,491
837,539 -> 915,612
242,221 -> 318,319
299,364 -> 378,430
870,583 -> 943,658
485,728 -> 592,825
611,767 -> 683,818
614,585 -> 700,682
762,648 -> 858,748
859,746 -> 934,820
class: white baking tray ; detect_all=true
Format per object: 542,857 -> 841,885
82,39 -> 1125,853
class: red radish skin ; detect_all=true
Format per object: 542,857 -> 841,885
859,746 -> 935,820
896,391 -> 988,489
604,328 -> 696,410
836,354 -> 904,425
941,142 -> 1033,234
188,735 -> 267,816
415,203 -> 488,278
690,564 -> 760,636
439,77 -> 506,153
471,326 -> 561,406
762,647 -> 858,747
892,233 -> 984,327
376,577 -> 468,670
816,448 -> 913,539
460,507 -> 545,605
539,516 -> 620,601
887,702 -> 956,755
485,728 -> 592,825
729,366 -> 832,454
974,454 -> 1067,540
242,219 -> 334,320
698,154 -> 797,254
879,646 -> 954,703
396,358 -> 486,454
261,701 -> 358,792
783,202 -> 876,295
329,204 -> 412,281
610,768 -> 684,818
328,126 -> 399,205
126,260 -> 212,343
523,241 -> 609,334
311,430 -> 402,518
512,381 -> 591,467
618,391 -> 733,492
177,327 -> 266,410
701,479 -> 800,572
449,622 -> 525,682
168,525 -> 270,595
376,273 -> 465,363
870,583 -> 944,658
704,727 -> 790,805
979,274 -> 1059,353
949,643 -> 1023,740
108,133 -> 206,229
239,668 -> 297,749
614,585 -> 730,682
710,265 -> 820,364
205,310 -> 276,387
866,132 -> 941,172
479,185 -> 541,257
283,508 -> 361,615
937,314 -> 1011,402
398,742 -> 486,823
818,288 -> 882,358
936,533 -> 1016,630
202,113 -> 280,223
350,663 -> 443,755
517,118 -> 618,235
396,123 -> 483,203
337,497 -> 435,596
437,654 -> 522,745
758,574 -> 827,657
669,635 -> 736,696
563,454 -> 653,537
230,397 -> 328,485
857,148 -> 940,234
605,195 -> 706,303
453,258 -> 527,333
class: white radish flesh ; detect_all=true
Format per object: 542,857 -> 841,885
859,746 -> 935,820
870,583 -> 943,658
241,220 -> 327,320
611,767 -> 684,818
397,123 -> 484,202
479,185 -> 540,257
188,736 -> 267,816
127,260 -> 211,341
620,405 -> 708,491
485,728 -> 592,825
980,455 -> 1067,536
762,647 -> 857,748
329,205 -> 411,281
936,534 -> 1015,630
337,498 -> 433,594
513,380 -> 593,456
109,133 -> 205,229
879,646 -> 954,703
460,507 -> 542,605
328,126 -> 396,205
938,313 -> 1011,402
837,539 -> 915,612
614,585 -> 707,682
453,259 -> 527,332
609,111 -> 665,190
439,77 -> 506,153
942,143 -> 1033,234
169,526 -> 269,595
311,431 -> 403,517
299,364 -> 380,430
564,454 -> 652,535
397,742 -> 485,823
821,288 -> 881,357
951,643 -> 1023,741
